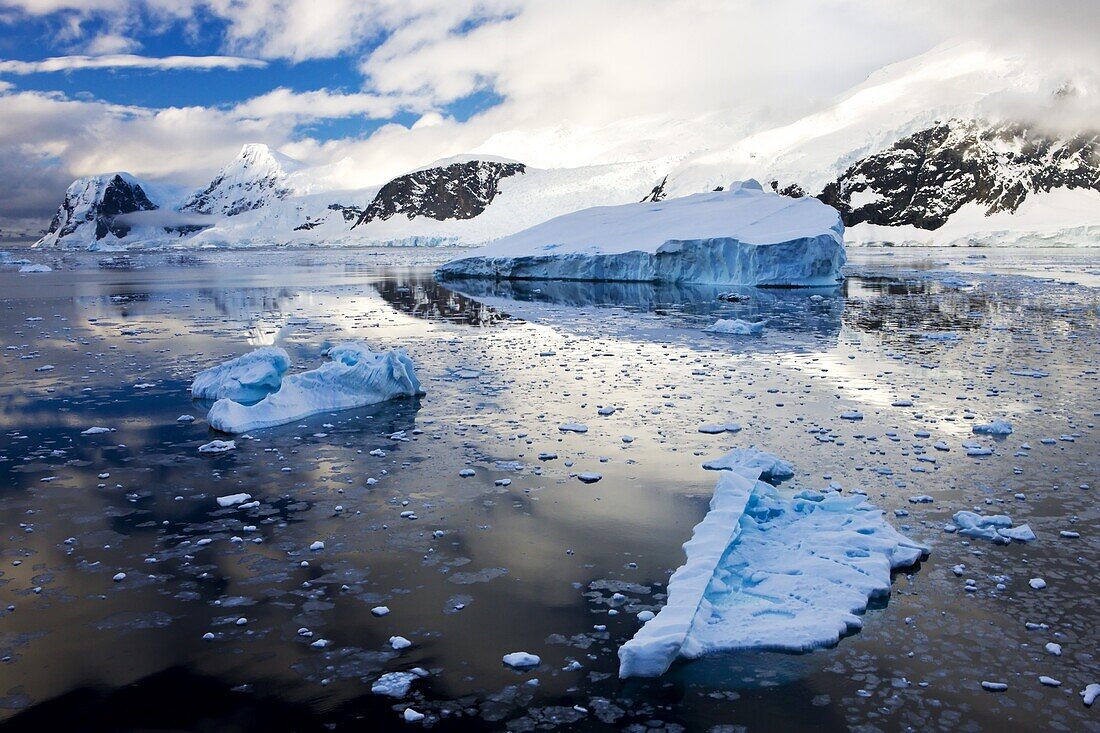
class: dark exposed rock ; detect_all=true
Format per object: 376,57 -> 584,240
45,174 -> 157,243
641,175 -> 668,202
818,119 -> 1100,229
353,160 -> 525,227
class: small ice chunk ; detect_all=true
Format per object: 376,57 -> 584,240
981,681 -> 1008,692
1029,578 -> 1046,590
1083,683 -> 1100,706
972,418 -> 1012,436
216,493 -> 251,507
704,318 -> 765,336
372,671 -> 418,698
577,473 -> 602,484
199,440 -> 235,454
390,635 -> 412,650
403,708 -> 425,722
558,423 -> 588,433
309,541 -> 325,551
698,423 -> 742,435
81,426 -> 113,435
372,606 -> 390,617
502,652 -> 541,669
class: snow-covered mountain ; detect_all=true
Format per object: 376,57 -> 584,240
180,143 -> 300,216
36,173 -> 159,248
34,42 -> 1100,250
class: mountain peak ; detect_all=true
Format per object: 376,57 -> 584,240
180,144 -> 300,216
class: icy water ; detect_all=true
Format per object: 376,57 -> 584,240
0,247 -> 1096,733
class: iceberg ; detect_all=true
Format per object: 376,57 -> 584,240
704,318 -> 765,336
191,346 -> 291,402
618,449 -> 927,678
207,342 -> 423,433
952,510 -> 1034,543
437,181 -> 845,287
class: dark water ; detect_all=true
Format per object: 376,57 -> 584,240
0,248 -> 1097,732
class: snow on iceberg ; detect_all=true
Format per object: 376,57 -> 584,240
191,346 -> 290,402
207,342 -> 423,433
437,180 -> 845,287
618,448 -> 927,678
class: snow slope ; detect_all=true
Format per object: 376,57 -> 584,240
618,448 -> 927,678
437,181 -> 846,286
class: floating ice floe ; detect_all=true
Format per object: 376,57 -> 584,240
198,439 -> 235,454
372,669 -> 427,698
206,342 -> 422,433
972,418 -> 1013,436
437,181 -> 845,287
952,511 -> 1035,543
617,448 -> 927,678
700,447 -> 793,482
502,652 -> 541,669
80,426 -> 113,435
704,318 -> 765,336
18,263 -> 52,273
191,346 -> 290,402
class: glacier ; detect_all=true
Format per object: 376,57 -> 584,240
617,448 -> 927,678
437,181 -> 846,287
206,342 -> 423,433
190,346 -> 291,402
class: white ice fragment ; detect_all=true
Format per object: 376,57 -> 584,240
207,343 -> 422,433
216,493 -> 251,507
1029,578 -> 1046,590
191,347 -> 290,402
981,681 -> 1009,692
704,319 -> 765,336
972,419 -> 1012,436
558,423 -> 588,433
403,708 -> 425,722
390,635 -> 412,650
840,410 -> 863,420
1083,683 -> 1100,706
502,652 -> 541,669
577,473 -> 602,484
1045,642 -> 1062,656
199,440 -> 235,454
372,671 -> 418,698
698,423 -> 742,435
80,426 -> 114,435
1039,676 -> 1061,687
309,541 -> 325,551
371,606 -> 390,617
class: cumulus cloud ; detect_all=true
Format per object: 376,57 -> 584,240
0,53 -> 266,74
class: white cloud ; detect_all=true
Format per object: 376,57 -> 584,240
83,32 -> 142,55
0,53 -> 266,74
231,87 -> 425,122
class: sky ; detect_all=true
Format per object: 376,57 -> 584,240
0,0 -> 1094,236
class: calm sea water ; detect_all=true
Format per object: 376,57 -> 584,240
0,247 -> 1096,732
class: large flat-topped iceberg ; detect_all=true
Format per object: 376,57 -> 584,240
206,342 -> 423,433
437,181 -> 846,287
618,448 -> 927,678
